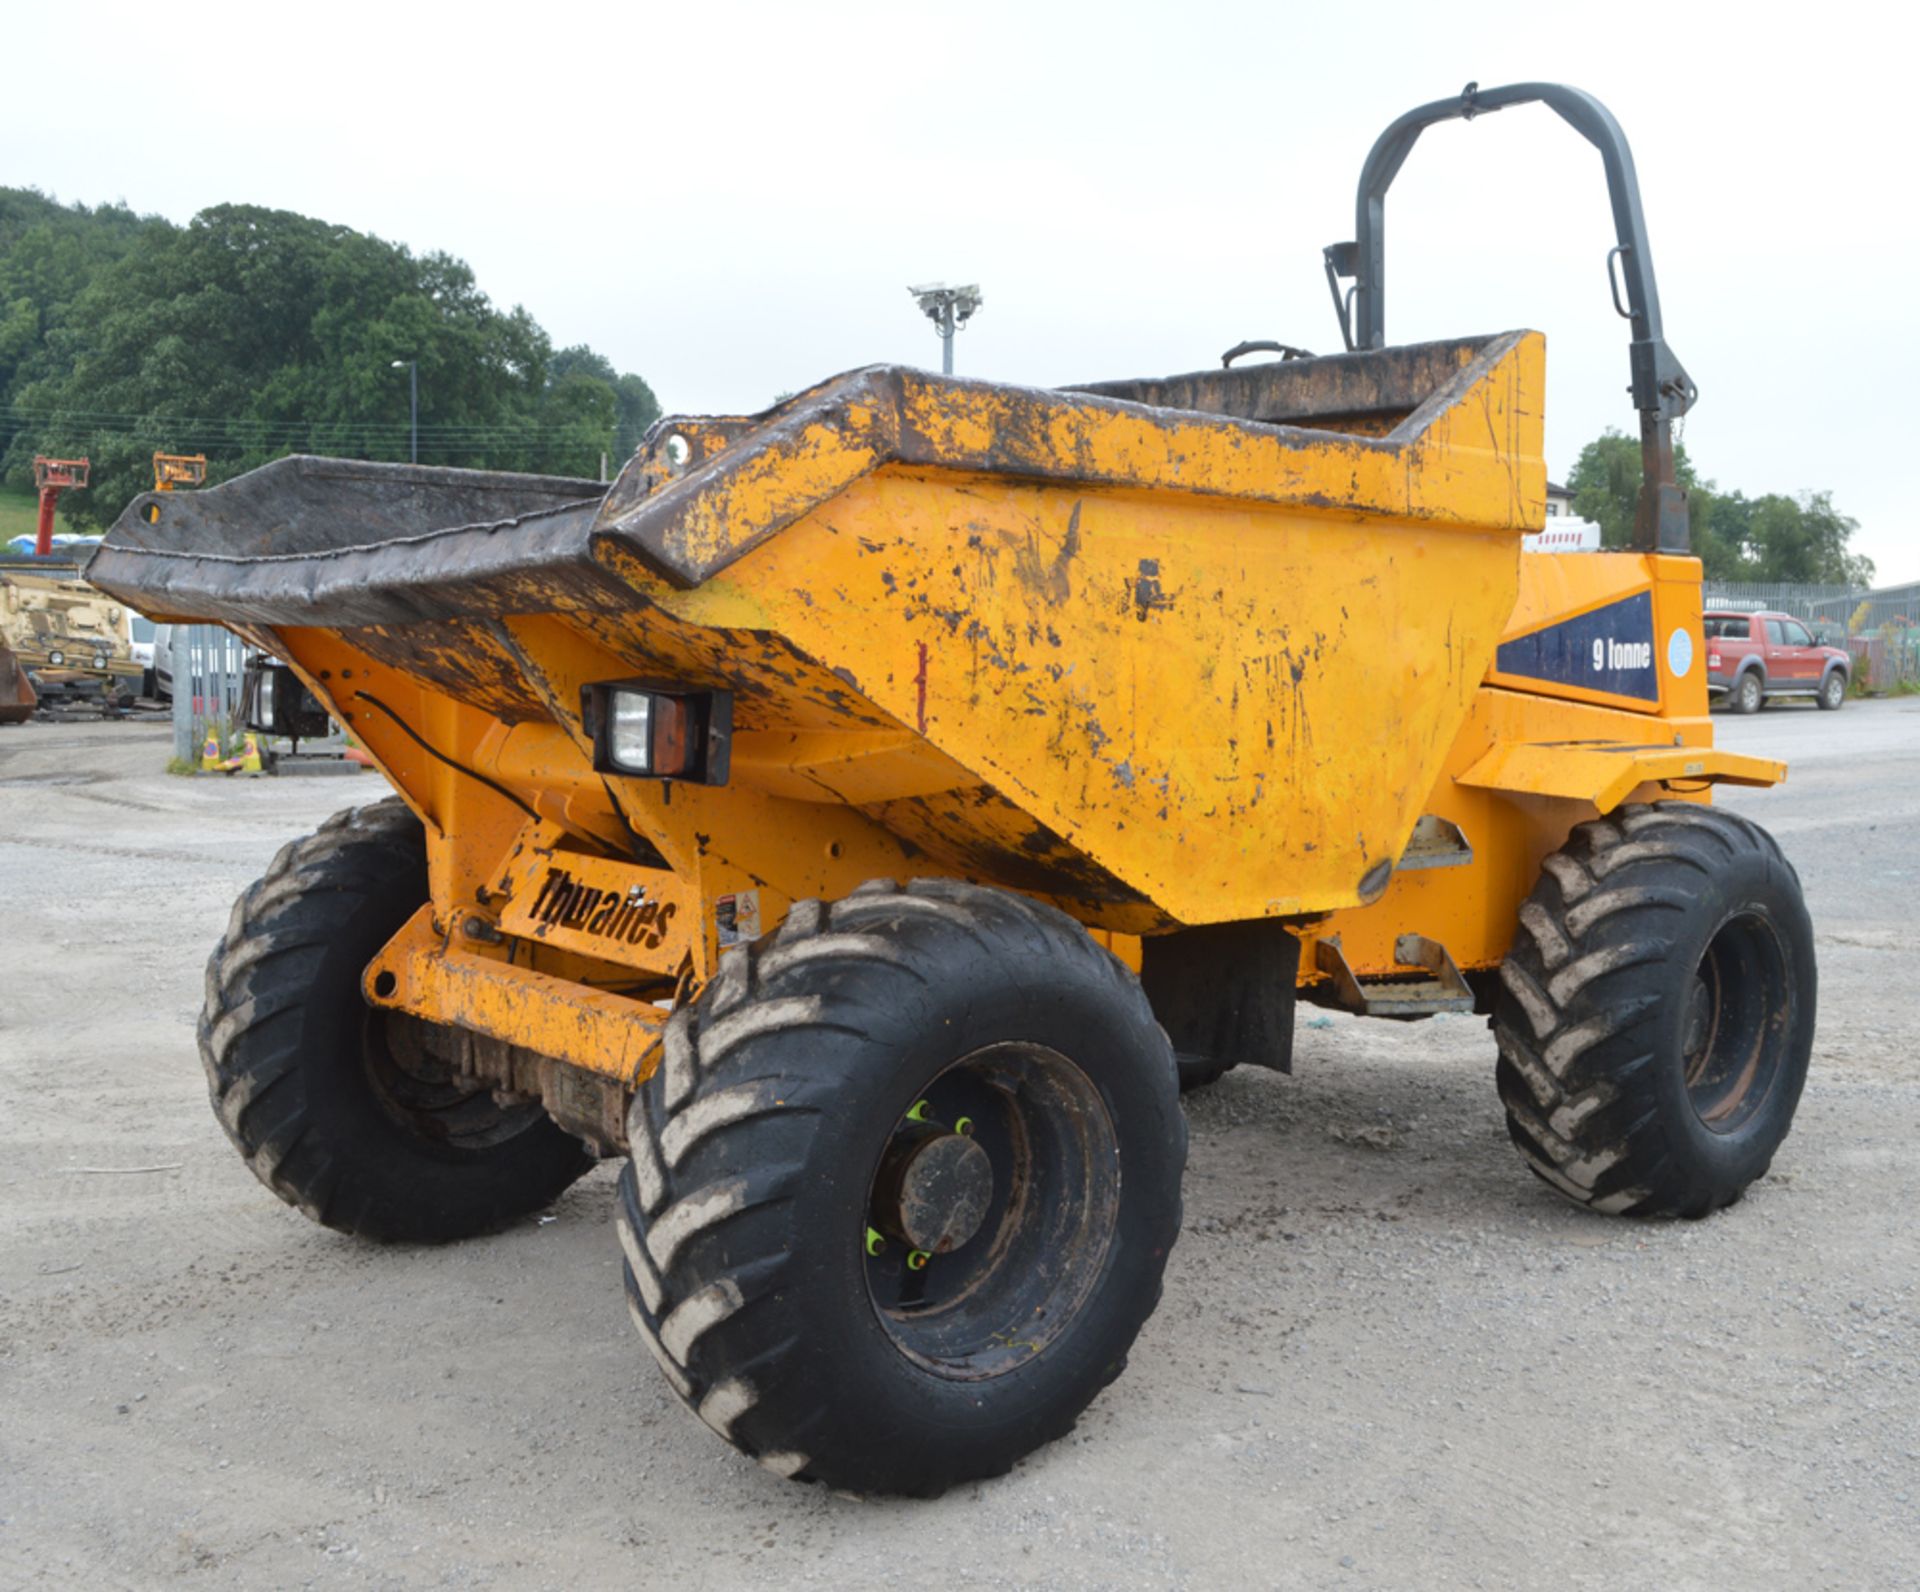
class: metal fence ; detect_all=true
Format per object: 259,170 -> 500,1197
168,624 -> 250,765
1703,579 -> 1920,690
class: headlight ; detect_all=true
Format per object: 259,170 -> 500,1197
48,649 -> 64,665
246,664 -> 331,738
585,683 -> 731,784
92,653 -> 107,669
609,691 -> 656,772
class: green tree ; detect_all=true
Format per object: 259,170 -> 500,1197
1714,490 -> 1873,585
1566,428 -> 1704,550
1565,428 -> 1872,585
0,189 -> 155,402
1,191 -> 662,527
550,344 -> 662,460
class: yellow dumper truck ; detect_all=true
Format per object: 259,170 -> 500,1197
90,83 -> 1813,1496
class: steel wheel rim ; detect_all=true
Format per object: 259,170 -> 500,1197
862,1042 -> 1120,1381
1680,910 -> 1791,1134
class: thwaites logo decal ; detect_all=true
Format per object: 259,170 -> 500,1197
1496,590 -> 1660,702
529,868 -> 677,948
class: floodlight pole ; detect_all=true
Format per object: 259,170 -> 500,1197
934,300 -> 957,374
392,358 -> 418,463
908,285 -> 982,376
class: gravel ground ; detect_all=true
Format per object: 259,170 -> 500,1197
1,703 -> 1915,1589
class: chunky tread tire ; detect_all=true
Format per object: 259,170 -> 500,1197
1493,802 -> 1815,1218
617,877 -> 1185,1497
1818,671 -> 1847,711
200,798 -> 593,1242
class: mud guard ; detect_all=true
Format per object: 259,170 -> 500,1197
1456,739 -> 1784,813
1140,921 -> 1301,1075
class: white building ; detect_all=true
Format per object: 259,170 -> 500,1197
1527,481 -> 1602,552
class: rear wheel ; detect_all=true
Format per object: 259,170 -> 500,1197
616,878 -> 1185,1496
200,799 -> 593,1241
1819,671 -> 1847,711
1730,672 -> 1764,714
1493,803 -> 1815,1218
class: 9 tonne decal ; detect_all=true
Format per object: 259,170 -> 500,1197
1495,590 -> 1660,702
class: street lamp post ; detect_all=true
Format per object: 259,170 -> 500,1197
391,358 -> 418,463
907,284 -> 983,375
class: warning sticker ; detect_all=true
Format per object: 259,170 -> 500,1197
715,889 -> 762,947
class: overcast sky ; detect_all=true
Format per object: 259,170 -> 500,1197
8,0 -> 1914,582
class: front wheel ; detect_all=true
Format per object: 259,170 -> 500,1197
1819,671 -> 1847,710
1493,803 -> 1815,1218
200,800 -> 594,1241
616,878 -> 1185,1496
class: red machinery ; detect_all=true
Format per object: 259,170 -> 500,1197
31,457 -> 89,556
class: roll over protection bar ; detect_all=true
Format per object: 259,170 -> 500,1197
1323,81 -> 1697,554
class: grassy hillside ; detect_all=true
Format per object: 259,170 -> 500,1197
0,486 -> 41,542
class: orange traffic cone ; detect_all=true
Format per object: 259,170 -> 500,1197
220,733 -> 265,777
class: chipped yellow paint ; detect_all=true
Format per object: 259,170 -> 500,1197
1489,550 -> 1710,714
1458,739 -> 1782,810
250,329 -> 1783,1070
1302,610 -> 1781,981
591,343 -> 1546,590
363,904 -> 667,1083
490,842 -> 700,976
658,468 -> 1523,921
729,729 -> 974,805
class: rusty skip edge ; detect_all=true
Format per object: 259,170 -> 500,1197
84,333 -> 1531,630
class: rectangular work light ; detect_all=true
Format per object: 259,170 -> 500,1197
244,661 -> 335,740
583,682 -> 732,784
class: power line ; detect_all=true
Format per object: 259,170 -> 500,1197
0,428 -> 616,468
0,408 -> 610,441
0,421 -> 620,452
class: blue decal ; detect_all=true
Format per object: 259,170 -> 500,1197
1496,590 -> 1659,701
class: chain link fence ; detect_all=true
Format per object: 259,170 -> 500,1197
1704,580 -> 1920,691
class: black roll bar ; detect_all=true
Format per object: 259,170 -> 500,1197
1322,82 -> 1698,553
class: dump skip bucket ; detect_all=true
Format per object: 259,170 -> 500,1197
91,333 -> 1544,928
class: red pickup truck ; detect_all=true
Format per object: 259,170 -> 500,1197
1704,609 -> 1850,713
